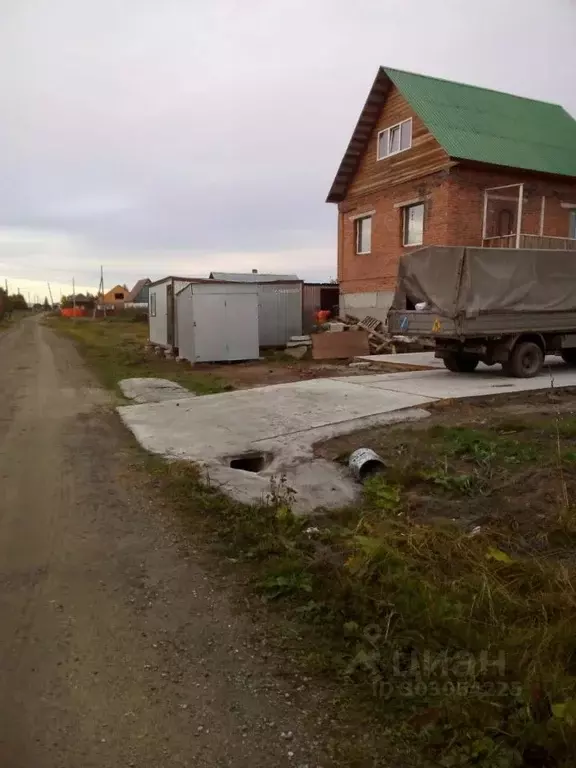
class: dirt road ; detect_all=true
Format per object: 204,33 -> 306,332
0,318 -> 340,767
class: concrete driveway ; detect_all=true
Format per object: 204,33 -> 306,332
119,356 -> 576,512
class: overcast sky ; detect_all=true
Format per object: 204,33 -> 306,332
1,0 -> 575,301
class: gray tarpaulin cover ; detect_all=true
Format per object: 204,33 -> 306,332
391,246 -> 576,317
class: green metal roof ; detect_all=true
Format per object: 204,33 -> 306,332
385,67 -> 576,178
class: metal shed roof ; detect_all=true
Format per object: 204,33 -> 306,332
327,67 -> 576,202
209,272 -> 300,282
149,275 -> 213,287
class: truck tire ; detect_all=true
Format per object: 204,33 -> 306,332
443,353 -> 479,373
561,349 -> 576,365
504,341 -> 544,378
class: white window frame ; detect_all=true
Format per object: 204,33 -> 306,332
402,202 -> 425,247
149,292 -> 156,317
355,215 -> 372,255
377,118 -> 412,160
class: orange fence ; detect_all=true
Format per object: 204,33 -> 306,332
60,307 -> 89,318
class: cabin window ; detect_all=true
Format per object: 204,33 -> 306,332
377,118 -> 412,160
356,216 -> 372,254
402,203 -> 424,246
149,293 -> 156,317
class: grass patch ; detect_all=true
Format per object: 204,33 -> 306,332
52,313 -> 576,764
0,309 -> 29,331
47,316 -> 232,395
147,413 -> 576,767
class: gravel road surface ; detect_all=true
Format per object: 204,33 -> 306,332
0,318 -> 342,768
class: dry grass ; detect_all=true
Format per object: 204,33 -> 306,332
47,316 -> 232,395
52,313 -> 576,765
148,412 -> 576,767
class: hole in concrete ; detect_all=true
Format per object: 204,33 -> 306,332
229,453 -> 267,473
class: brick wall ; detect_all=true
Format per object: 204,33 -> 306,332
445,167 -> 576,246
339,166 -> 576,296
338,171 -> 450,294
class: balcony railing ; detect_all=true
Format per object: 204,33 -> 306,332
483,234 -> 576,250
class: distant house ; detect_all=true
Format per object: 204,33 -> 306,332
125,278 -> 151,307
101,284 -> 130,307
62,293 -> 94,309
327,67 -> 576,322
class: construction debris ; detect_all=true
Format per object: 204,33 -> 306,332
311,329 -> 370,360
284,346 -> 309,360
339,314 -> 434,355
348,447 -> 386,481
286,335 -> 312,349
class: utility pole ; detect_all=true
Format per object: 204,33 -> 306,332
96,265 -> 106,318
47,282 -> 54,307
72,278 -> 76,310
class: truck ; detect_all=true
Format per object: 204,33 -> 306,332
387,246 -> 576,378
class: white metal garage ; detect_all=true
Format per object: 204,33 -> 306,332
148,276 -> 196,349
176,282 -> 259,363
209,272 -> 303,346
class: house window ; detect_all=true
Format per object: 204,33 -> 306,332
377,118 -> 412,160
570,211 -> 576,239
356,216 -> 372,254
402,203 -> 424,246
114,292 -> 124,300
149,293 -> 156,317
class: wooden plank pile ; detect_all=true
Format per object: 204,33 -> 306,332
339,314 -> 392,354
338,314 -> 434,355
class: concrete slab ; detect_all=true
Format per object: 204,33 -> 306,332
118,378 -> 432,463
355,351 -> 441,368
119,377 -> 195,404
118,360 -> 576,513
355,351 -> 566,370
335,361 -> 573,401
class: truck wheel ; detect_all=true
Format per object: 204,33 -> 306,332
504,341 -> 544,378
561,349 -> 576,365
443,353 -> 479,373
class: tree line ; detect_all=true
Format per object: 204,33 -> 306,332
0,289 -> 51,320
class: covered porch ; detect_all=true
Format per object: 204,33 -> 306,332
481,183 -> 576,250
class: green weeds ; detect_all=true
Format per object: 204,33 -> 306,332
147,450 -> 576,766
53,316 -> 576,765
47,316 -> 231,395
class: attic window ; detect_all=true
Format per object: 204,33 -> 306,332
114,292 -> 124,300
377,118 -> 412,160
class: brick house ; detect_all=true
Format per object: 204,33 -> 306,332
327,67 -> 576,323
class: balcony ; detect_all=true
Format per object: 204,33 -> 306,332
483,234 -> 576,250
481,183 -> 576,251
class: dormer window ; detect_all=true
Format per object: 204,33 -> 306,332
377,118 -> 412,160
